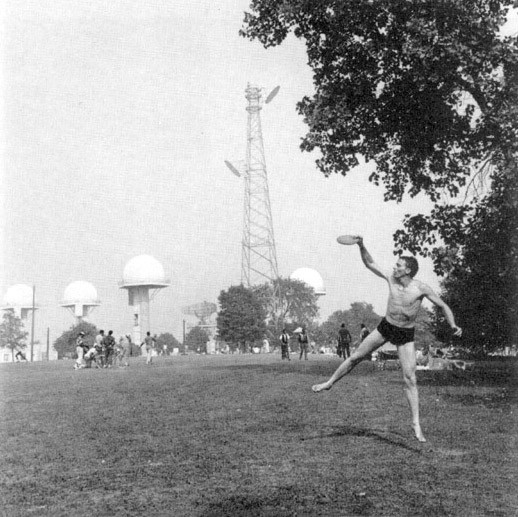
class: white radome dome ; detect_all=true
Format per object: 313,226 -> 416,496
62,281 -> 99,306
3,284 -> 34,308
290,268 -> 326,295
122,255 -> 167,287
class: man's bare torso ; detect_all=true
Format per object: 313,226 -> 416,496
385,276 -> 426,328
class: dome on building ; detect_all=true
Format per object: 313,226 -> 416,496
62,281 -> 100,306
121,255 -> 169,288
290,268 -> 326,296
3,284 -> 34,308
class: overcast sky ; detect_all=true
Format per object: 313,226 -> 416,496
2,1 -> 515,345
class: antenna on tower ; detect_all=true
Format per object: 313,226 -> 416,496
265,85 -> 280,104
224,160 -> 241,177
224,83 -> 281,311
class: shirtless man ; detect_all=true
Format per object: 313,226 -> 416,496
312,236 -> 462,442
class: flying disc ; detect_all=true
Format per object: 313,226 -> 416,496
337,235 -> 359,245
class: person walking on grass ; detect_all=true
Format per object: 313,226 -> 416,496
298,327 -> 309,360
312,236 -> 462,443
103,330 -> 116,368
141,332 -> 156,365
337,324 -> 352,359
74,332 -> 87,370
279,328 -> 291,360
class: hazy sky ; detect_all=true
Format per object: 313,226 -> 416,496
5,1 -> 511,345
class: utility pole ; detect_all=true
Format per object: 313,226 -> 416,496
30,285 -> 35,362
46,327 -> 50,361
183,319 -> 186,354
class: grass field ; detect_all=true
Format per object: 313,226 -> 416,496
1,353 -> 516,516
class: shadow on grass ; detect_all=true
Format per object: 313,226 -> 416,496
301,425 -> 426,454
416,363 -> 517,389
202,360 -> 377,377
199,485 -> 374,517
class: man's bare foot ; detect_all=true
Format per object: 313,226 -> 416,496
412,423 -> 426,443
312,381 -> 332,393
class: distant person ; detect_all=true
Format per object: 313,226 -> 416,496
279,329 -> 291,361
122,335 -> 132,365
15,350 -> 27,362
113,336 -> 128,367
103,331 -> 116,368
312,236 -> 462,443
262,337 -> 270,354
74,332 -> 87,370
141,332 -> 156,365
298,327 -> 309,361
337,324 -> 352,359
92,330 -> 105,367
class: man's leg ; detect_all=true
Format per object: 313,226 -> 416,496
397,341 -> 426,442
312,330 -> 386,392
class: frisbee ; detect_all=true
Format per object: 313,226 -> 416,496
337,235 -> 359,245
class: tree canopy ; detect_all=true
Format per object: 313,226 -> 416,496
242,1 -> 518,260
156,332 -> 182,354
0,310 -> 29,361
53,321 -> 97,359
254,277 -> 320,337
217,284 -> 267,349
185,326 -> 210,353
314,302 -> 381,345
433,168 -> 518,352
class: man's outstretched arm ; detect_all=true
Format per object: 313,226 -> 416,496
422,286 -> 462,337
355,237 -> 387,279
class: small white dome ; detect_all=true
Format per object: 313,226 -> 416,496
290,268 -> 326,295
62,281 -> 99,306
122,255 -> 168,287
3,284 -> 34,308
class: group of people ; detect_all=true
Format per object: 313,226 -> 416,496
74,330 -> 160,369
278,322 -> 370,361
278,326 -> 311,360
74,329 -> 132,369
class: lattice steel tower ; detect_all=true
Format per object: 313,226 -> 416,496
225,84 -> 280,291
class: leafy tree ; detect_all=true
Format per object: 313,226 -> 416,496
414,306 -> 442,350
0,310 -> 29,361
53,321 -> 97,359
433,168 -> 518,353
242,1 -> 518,353
184,326 -> 210,354
254,277 -> 320,338
315,302 -> 381,346
217,284 -> 267,352
156,332 -> 182,355
242,1 -> 518,261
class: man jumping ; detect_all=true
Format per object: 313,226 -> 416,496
312,236 -> 462,442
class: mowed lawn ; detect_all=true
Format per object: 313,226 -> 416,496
0,353 -> 516,517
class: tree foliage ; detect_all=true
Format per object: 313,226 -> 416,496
156,332 -> 182,354
242,1 -> 518,352
217,284 -> 267,349
242,0 -> 518,260
53,321 -> 97,359
314,302 -> 381,345
433,166 -> 518,353
254,277 -> 320,338
185,326 -> 210,353
0,310 -> 29,361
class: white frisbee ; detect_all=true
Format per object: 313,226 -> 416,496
337,235 -> 359,245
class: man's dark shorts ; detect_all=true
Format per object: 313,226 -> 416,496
377,318 -> 415,346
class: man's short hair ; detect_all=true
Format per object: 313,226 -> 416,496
401,256 -> 419,277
